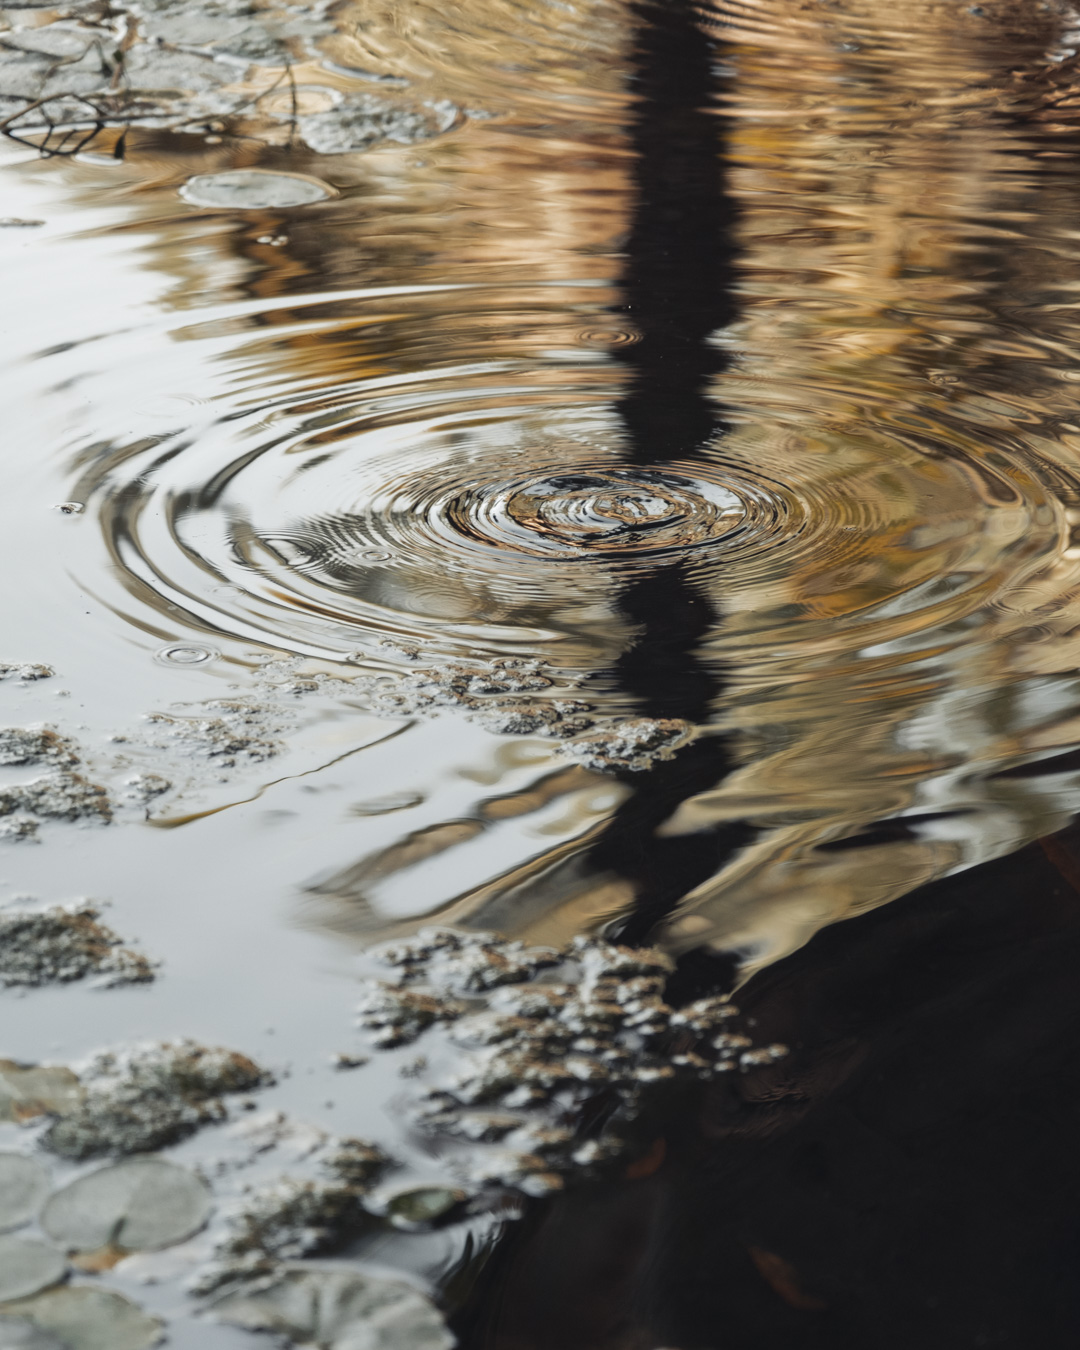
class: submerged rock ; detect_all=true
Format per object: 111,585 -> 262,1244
41,1042 -> 271,1161
210,1266 -> 454,1350
41,1159 -> 211,1255
0,906 -> 154,988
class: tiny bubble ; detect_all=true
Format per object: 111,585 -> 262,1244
155,644 -> 218,666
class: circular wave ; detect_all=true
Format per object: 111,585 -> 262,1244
74,301 -> 1054,701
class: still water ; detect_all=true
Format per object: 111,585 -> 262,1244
3,0 -> 1080,1344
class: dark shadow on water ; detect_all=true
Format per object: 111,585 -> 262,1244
456,823 -> 1080,1349
585,0 -> 753,944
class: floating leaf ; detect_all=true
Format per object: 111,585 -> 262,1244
0,1237 -> 66,1301
0,1064 -> 81,1125
41,1159 -> 211,1254
0,1317 -> 66,1348
212,1265 -> 455,1350
0,1155 -> 50,1232
0,1288 -> 162,1350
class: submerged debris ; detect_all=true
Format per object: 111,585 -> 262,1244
0,0 -> 463,158
556,718 -> 694,772
351,654 -> 696,770
209,1266 -> 455,1350
0,905 -> 155,988
359,931 -> 787,1194
197,1137 -> 393,1290
0,665 -> 54,683
142,703 -> 282,768
352,657 -> 596,742
41,1041 -> 272,1161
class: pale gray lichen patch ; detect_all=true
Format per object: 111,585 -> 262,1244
41,1041 -> 272,1161
0,905 -> 155,988
556,718 -> 695,773
0,774 -> 111,825
0,665 -> 54,683
351,655 -> 595,742
350,653 -> 696,769
360,932 -> 787,1195
0,728 -> 78,769
368,928 -> 561,999
196,1137 -> 393,1291
0,817 -> 38,843
141,703 -> 281,768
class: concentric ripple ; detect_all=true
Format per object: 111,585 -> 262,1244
70,294 -> 1056,697
448,469 -> 745,558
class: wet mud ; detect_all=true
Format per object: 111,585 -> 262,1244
5,0 -> 1080,1345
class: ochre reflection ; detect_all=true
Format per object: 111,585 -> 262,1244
57,0 -> 1080,978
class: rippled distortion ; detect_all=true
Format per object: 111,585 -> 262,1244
12,0 -> 1080,1339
